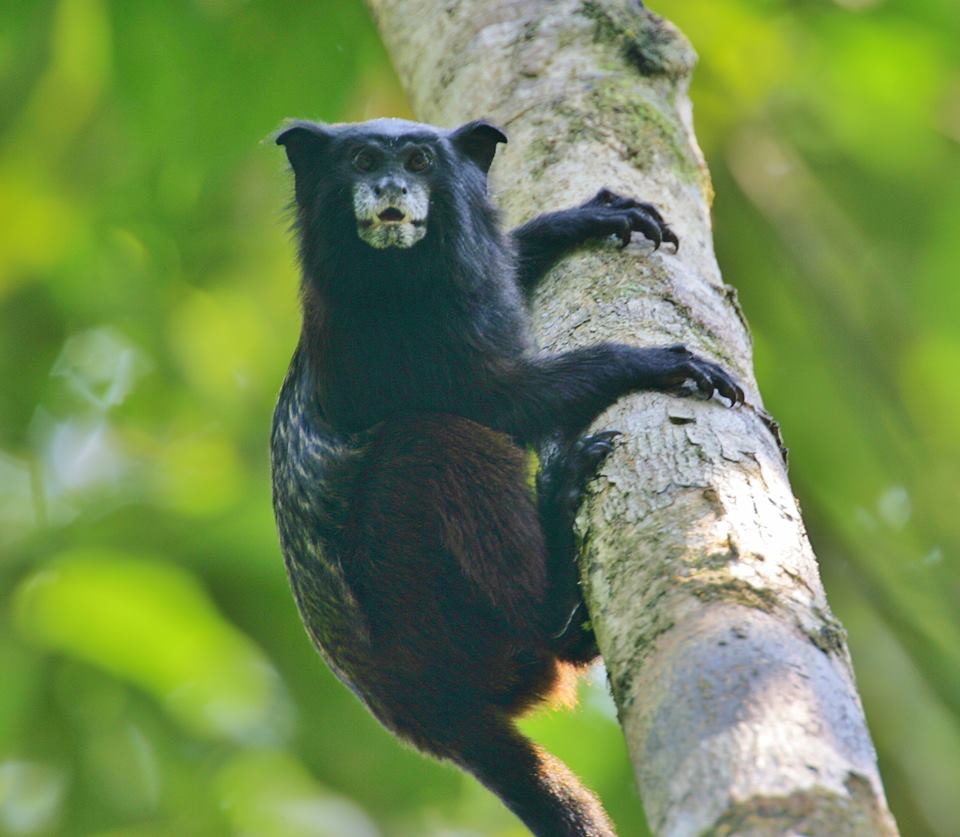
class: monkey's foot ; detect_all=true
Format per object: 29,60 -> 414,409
540,431 -> 621,524
535,431 -> 619,652
581,188 -> 680,251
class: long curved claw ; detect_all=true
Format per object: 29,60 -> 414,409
661,226 -> 680,252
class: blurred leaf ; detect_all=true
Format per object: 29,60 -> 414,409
13,550 -> 291,744
0,760 -> 66,837
216,750 -> 379,837
808,18 -> 944,174
166,287 -> 272,404
151,432 -> 245,517
7,0 -> 110,164
0,633 -> 43,750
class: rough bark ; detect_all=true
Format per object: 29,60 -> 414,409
364,1 -> 899,834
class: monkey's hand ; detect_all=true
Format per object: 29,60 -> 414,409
579,188 -> 679,251
512,190 -> 679,291
647,344 -> 744,406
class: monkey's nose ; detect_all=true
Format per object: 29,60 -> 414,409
374,177 -> 409,198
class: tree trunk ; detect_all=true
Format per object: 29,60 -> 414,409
364,0 -> 899,833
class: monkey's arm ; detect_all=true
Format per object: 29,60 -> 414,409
474,343 -> 741,445
510,189 -> 679,292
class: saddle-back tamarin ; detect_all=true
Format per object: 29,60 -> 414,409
271,117 -> 742,836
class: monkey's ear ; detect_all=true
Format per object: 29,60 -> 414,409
449,120 -> 507,173
274,120 -> 333,176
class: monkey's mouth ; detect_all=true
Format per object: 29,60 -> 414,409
377,207 -> 405,223
358,209 -> 426,229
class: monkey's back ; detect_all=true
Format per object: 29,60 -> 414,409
272,400 -> 571,739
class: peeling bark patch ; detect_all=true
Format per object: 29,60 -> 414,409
708,773 -> 897,836
579,0 -> 695,78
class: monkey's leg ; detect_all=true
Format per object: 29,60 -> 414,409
355,413 -> 555,644
537,432 -> 620,663
293,416 -> 615,836
479,343 -> 744,444
511,188 -> 679,291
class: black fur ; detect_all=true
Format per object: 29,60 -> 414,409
271,117 -> 743,837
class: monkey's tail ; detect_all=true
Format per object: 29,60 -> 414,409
442,711 -> 617,837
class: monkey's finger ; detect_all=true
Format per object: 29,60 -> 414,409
627,209 -> 663,249
562,431 -> 623,504
588,429 -> 622,444
694,360 -> 745,407
637,202 -> 666,224
579,430 -> 622,462
584,188 -> 617,207
596,188 -> 616,205
621,200 -> 666,224
603,194 -> 668,223
687,366 -> 717,399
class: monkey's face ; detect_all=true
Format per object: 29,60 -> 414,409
348,143 -> 432,250
276,118 -> 507,257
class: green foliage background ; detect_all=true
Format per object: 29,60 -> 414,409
1,1 -> 958,835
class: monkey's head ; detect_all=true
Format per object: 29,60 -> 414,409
276,118 -> 507,264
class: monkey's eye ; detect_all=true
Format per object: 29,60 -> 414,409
352,149 -> 378,172
406,149 -> 432,173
